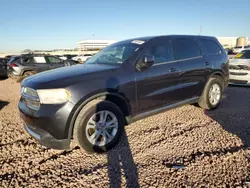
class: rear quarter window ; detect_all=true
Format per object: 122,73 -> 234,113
200,39 -> 222,55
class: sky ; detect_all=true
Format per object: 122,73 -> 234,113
0,0 -> 250,52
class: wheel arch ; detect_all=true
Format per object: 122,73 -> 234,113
21,69 -> 36,76
66,92 -> 131,139
209,71 -> 227,91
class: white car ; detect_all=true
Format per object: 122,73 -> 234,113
232,46 -> 250,54
229,49 -> 250,85
57,56 -> 67,60
72,54 -> 93,63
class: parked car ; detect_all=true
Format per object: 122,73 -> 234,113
56,55 -> 67,60
0,58 -> 9,77
56,54 -> 78,60
7,54 -> 77,78
19,35 -> 229,153
5,55 -> 14,59
232,46 -> 250,54
229,49 -> 250,85
72,54 -> 93,63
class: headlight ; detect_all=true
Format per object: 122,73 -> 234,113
37,89 -> 71,104
21,87 -> 40,110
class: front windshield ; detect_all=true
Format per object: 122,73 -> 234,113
234,50 -> 250,59
85,39 -> 145,65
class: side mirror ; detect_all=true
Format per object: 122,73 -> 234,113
137,55 -> 155,71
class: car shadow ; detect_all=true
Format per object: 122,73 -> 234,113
0,77 -> 8,81
107,131 -> 139,188
95,76 -> 139,187
0,100 -> 9,111
205,86 -> 250,148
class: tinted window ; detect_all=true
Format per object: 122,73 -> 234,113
172,38 -> 201,60
146,40 -> 173,64
234,50 -> 250,59
0,59 -> 4,65
47,56 -> 62,64
21,56 -> 33,64
0,59 -> 8,65
9,57 -> 19,64
201,39 -> 222,55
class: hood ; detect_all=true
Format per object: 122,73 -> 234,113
229,59 -> 250,66
22,63 -> 119,89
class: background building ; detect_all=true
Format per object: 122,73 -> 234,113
216,37 -> 238,48
77,40 -> 117,51
216,37 -> 249,48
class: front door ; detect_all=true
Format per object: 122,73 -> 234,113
135,38 -> 183,114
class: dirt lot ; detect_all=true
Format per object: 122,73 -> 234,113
0,78 -> 250,187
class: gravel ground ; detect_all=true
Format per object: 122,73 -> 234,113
0,78 -> 250,187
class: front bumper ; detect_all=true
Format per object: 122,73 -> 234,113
19,98 -> 75,150
229,70 -> 250,85
7,69 -> 21,78
24,124 -> 70,150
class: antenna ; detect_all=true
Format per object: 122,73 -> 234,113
199,25 -> 203,35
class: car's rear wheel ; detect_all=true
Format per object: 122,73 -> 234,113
198,76 -> 223,110
73,99 -> 125,153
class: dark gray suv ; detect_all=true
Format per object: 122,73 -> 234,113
7,54 -> 77,78
19,35 -> 229,152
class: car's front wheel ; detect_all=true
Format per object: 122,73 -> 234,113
73,100 -> 125,153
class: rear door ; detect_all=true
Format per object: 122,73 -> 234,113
33,56 -> 49,73
135,37 -> 184,113
46,56 -> 65,70
171,37 -> 210,99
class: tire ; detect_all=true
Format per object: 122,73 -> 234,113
198,76 -> 223,110
73,99 -> 125,153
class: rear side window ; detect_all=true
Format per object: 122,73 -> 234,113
47,56 -> 62,64
200,39 -> 222,55
172,38 -> 201,60
34,56 -> 47,64
146,39 -> 173,64
234,50 -> 250,59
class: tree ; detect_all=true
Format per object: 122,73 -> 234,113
22,49 -> 33,53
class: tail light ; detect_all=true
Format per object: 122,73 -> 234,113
10,63 -> 18,68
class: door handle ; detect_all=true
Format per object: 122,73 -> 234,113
205,62 -> 210,66
169,68 -> 179,72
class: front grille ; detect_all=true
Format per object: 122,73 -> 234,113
229,65 -> 248,70
230,72 -> 248,76
229,79 -> 248,84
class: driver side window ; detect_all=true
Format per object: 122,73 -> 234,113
145,39 -> 173,64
